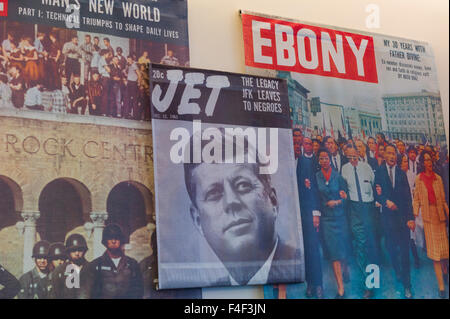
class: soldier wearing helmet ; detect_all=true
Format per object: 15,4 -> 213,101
18,240 -> 51,299
49,234 -> 89,299
80,223 -> 143,299
48,242 -> 67,272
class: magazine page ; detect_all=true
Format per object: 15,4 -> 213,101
150,63 -> 305,289
241,11 -> 448,299
0,0 -> 201,299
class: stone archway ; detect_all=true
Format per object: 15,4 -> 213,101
0,175 -> 23,230
37,178 -> 92,243
0,175 -> 24,278
106,181 -> 153,262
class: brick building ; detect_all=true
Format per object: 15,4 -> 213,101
0,109 -> 155,278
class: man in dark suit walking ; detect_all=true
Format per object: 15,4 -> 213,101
296,136 -> 323,298
324,136 -> 348,174
375,144 -> 416,298
356,140 -> 378,172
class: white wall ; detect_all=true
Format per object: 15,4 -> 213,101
186,0 -> 449,298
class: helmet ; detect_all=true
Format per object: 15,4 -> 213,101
49,242 -> 67,261
32,240 -> 50,259
65,234 -> 88,252
102,223 -> 126,247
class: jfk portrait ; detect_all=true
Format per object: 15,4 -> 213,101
182,129 -> 303,287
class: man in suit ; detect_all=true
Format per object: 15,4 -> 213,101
296,136 -> 323,298
367,137 -> 377,159
293,128 -> 304,159
324,136 -> 347,174
356,140 -> 378,172
397,140 -> 408,163
407,146 -> 419,176
375,144 -> 416,298
184,132 -> 303,286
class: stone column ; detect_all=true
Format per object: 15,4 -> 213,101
90,212 -> 108,258
21,211 -> 40,273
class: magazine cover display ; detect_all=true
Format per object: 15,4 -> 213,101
150,64 -> 305,289
241,12 -> 449,299
0,0 -> 202,299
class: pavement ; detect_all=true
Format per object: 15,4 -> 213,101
264,243 -> 449,299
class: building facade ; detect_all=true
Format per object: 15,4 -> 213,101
0,109 -> 155,278
383,91 -> 446,144
278,72 -> 310,128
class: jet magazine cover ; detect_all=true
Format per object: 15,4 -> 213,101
150,64 -> 305,289
0,0 -> 202,299
241,11 -> 449,299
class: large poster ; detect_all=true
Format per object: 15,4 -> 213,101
0,0 -> 201,299
150,64 -> 305,289
242,12 -> 449,299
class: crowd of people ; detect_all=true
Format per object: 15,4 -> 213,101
293,130 -> 449,299
0,31 -> 182,120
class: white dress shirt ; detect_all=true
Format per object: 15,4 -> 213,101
229,238 -> 278,286
386,163 -> 396,188
332,153 -> 342,172
342,162 -> 375,202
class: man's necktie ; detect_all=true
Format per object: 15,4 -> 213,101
334,157 -> 338,171
389,166 -> 394,188
354,166 -> 363,202
413,162 -> 415,174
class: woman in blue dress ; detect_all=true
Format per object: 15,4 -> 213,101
315,148 -> 349,298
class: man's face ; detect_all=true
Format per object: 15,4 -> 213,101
312,141 -> 320,155
347,148 -> 359,167
104,40 -> 110,47
35,258 -> 48,272
94,38 -> 99,45
293,131 -> 303,150
325,138 -> 338,155
303,138 -> 313,155
72,37 -> 78,45
355,141 -> 366,158
107,239 -> 121,251
385,146 -> 397,167
189,163 -> 277,262
52,259 -> 65,269
168,50 -> 174,57
376,134 -> 383,144
408,150 -> 417,162
400,156 -> 409,172
85,36 -> 91,44
74,76 -> 80,85
69,249 -> 85,263
398,141 -> 406,154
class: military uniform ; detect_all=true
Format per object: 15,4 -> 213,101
80,252 -> 143,299
48,234 -> 89,299
18,267 -> 50,299
80,223 -> 143,299
0,264 -> 20,299
49,259 -> 88,299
